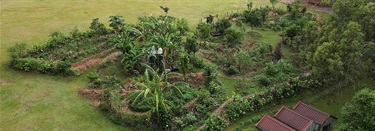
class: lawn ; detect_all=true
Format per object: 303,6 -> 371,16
0,0 -> 273,130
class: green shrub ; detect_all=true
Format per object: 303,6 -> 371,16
90,18 -> 108,36
226,66 -> 239,75
223,29 -> 244,48
264,63 -> 279,76
273,7 -> 287,15
257,75 -> 271,86
204,115 -> 229,131
177,112 -> 198,129
224,94 -> 252,121
99,103 -> 150,130
195,90 -> 219,119
191,55 -> 204,68
215,19 -> 232,34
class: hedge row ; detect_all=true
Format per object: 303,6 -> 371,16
223,77 -> 303,121
11,57 -> 77,76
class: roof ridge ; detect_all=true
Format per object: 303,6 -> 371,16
294,101 -> 330,116
256,115 -> 297,131
275,106 -> 314,130
255,114 -> 296,131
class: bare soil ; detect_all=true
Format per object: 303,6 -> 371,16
244,41 -> 255,51
72,48 -> 122,72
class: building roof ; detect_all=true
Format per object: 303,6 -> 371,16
256,115 -> 297,131
274,106 -> 313,131
293,101 -> 332,124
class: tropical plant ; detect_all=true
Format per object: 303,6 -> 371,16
127,63 -> 188,128
179,52 -> 190,82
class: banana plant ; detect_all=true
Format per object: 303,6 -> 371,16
127,63 -> 187,124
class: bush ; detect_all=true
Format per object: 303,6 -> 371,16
257,75 -> 271,86
178,112 -> 198,128
204,115 -> 229,131
242,7 -> 269,26
226,66 -> 239,75
204,65 -> 218,87
273,7 -> 287,15
224,94 -> 252,121
11,57 -> 76,76
99,103 -> 150,130
195,90 -> 219,119
215,19 -> 232,34
264,63 -> 279,76
223,29 -> 244,48
90,18 -> 108,36
191,55 -> 204,68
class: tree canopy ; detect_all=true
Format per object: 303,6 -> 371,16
339,88 -> 375,131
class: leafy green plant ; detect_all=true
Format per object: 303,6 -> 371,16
223,29 -> 243,48
225,94 -> 251,121
204,115 -> 229,131
109,15 -> 125,31
90,18 -> 108,36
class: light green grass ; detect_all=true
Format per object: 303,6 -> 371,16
0,0 -> 272,130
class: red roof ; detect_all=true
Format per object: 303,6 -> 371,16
274,106 -> 313,131
256,115 -> 297,131
293,101 -> 331,124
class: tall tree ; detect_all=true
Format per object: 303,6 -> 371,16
338,88 -> 375,131
309,22 -> 364,87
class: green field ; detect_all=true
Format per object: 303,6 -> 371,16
0,0 -> 273,130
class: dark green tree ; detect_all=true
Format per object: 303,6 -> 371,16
309,22 -> 364,87
223,29 -> 244,48
109,15 -> 125,31
338,88 -> 375,131
185,35 -> 199,57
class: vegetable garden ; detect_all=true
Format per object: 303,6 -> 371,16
7,0 -> 375,130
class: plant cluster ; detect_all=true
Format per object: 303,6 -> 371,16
203,115 -> 229,131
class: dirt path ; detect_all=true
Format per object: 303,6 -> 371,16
72,48 -> 122,72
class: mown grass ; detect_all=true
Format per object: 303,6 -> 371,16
0,0 -> 273,130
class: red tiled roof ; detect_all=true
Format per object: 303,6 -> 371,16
256,115 -> 297,131
293,101 -> 331,124
274,106 -> 313,131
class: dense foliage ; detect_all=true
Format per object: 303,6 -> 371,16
338,88 -> 375,131
305,0 -> 375,88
